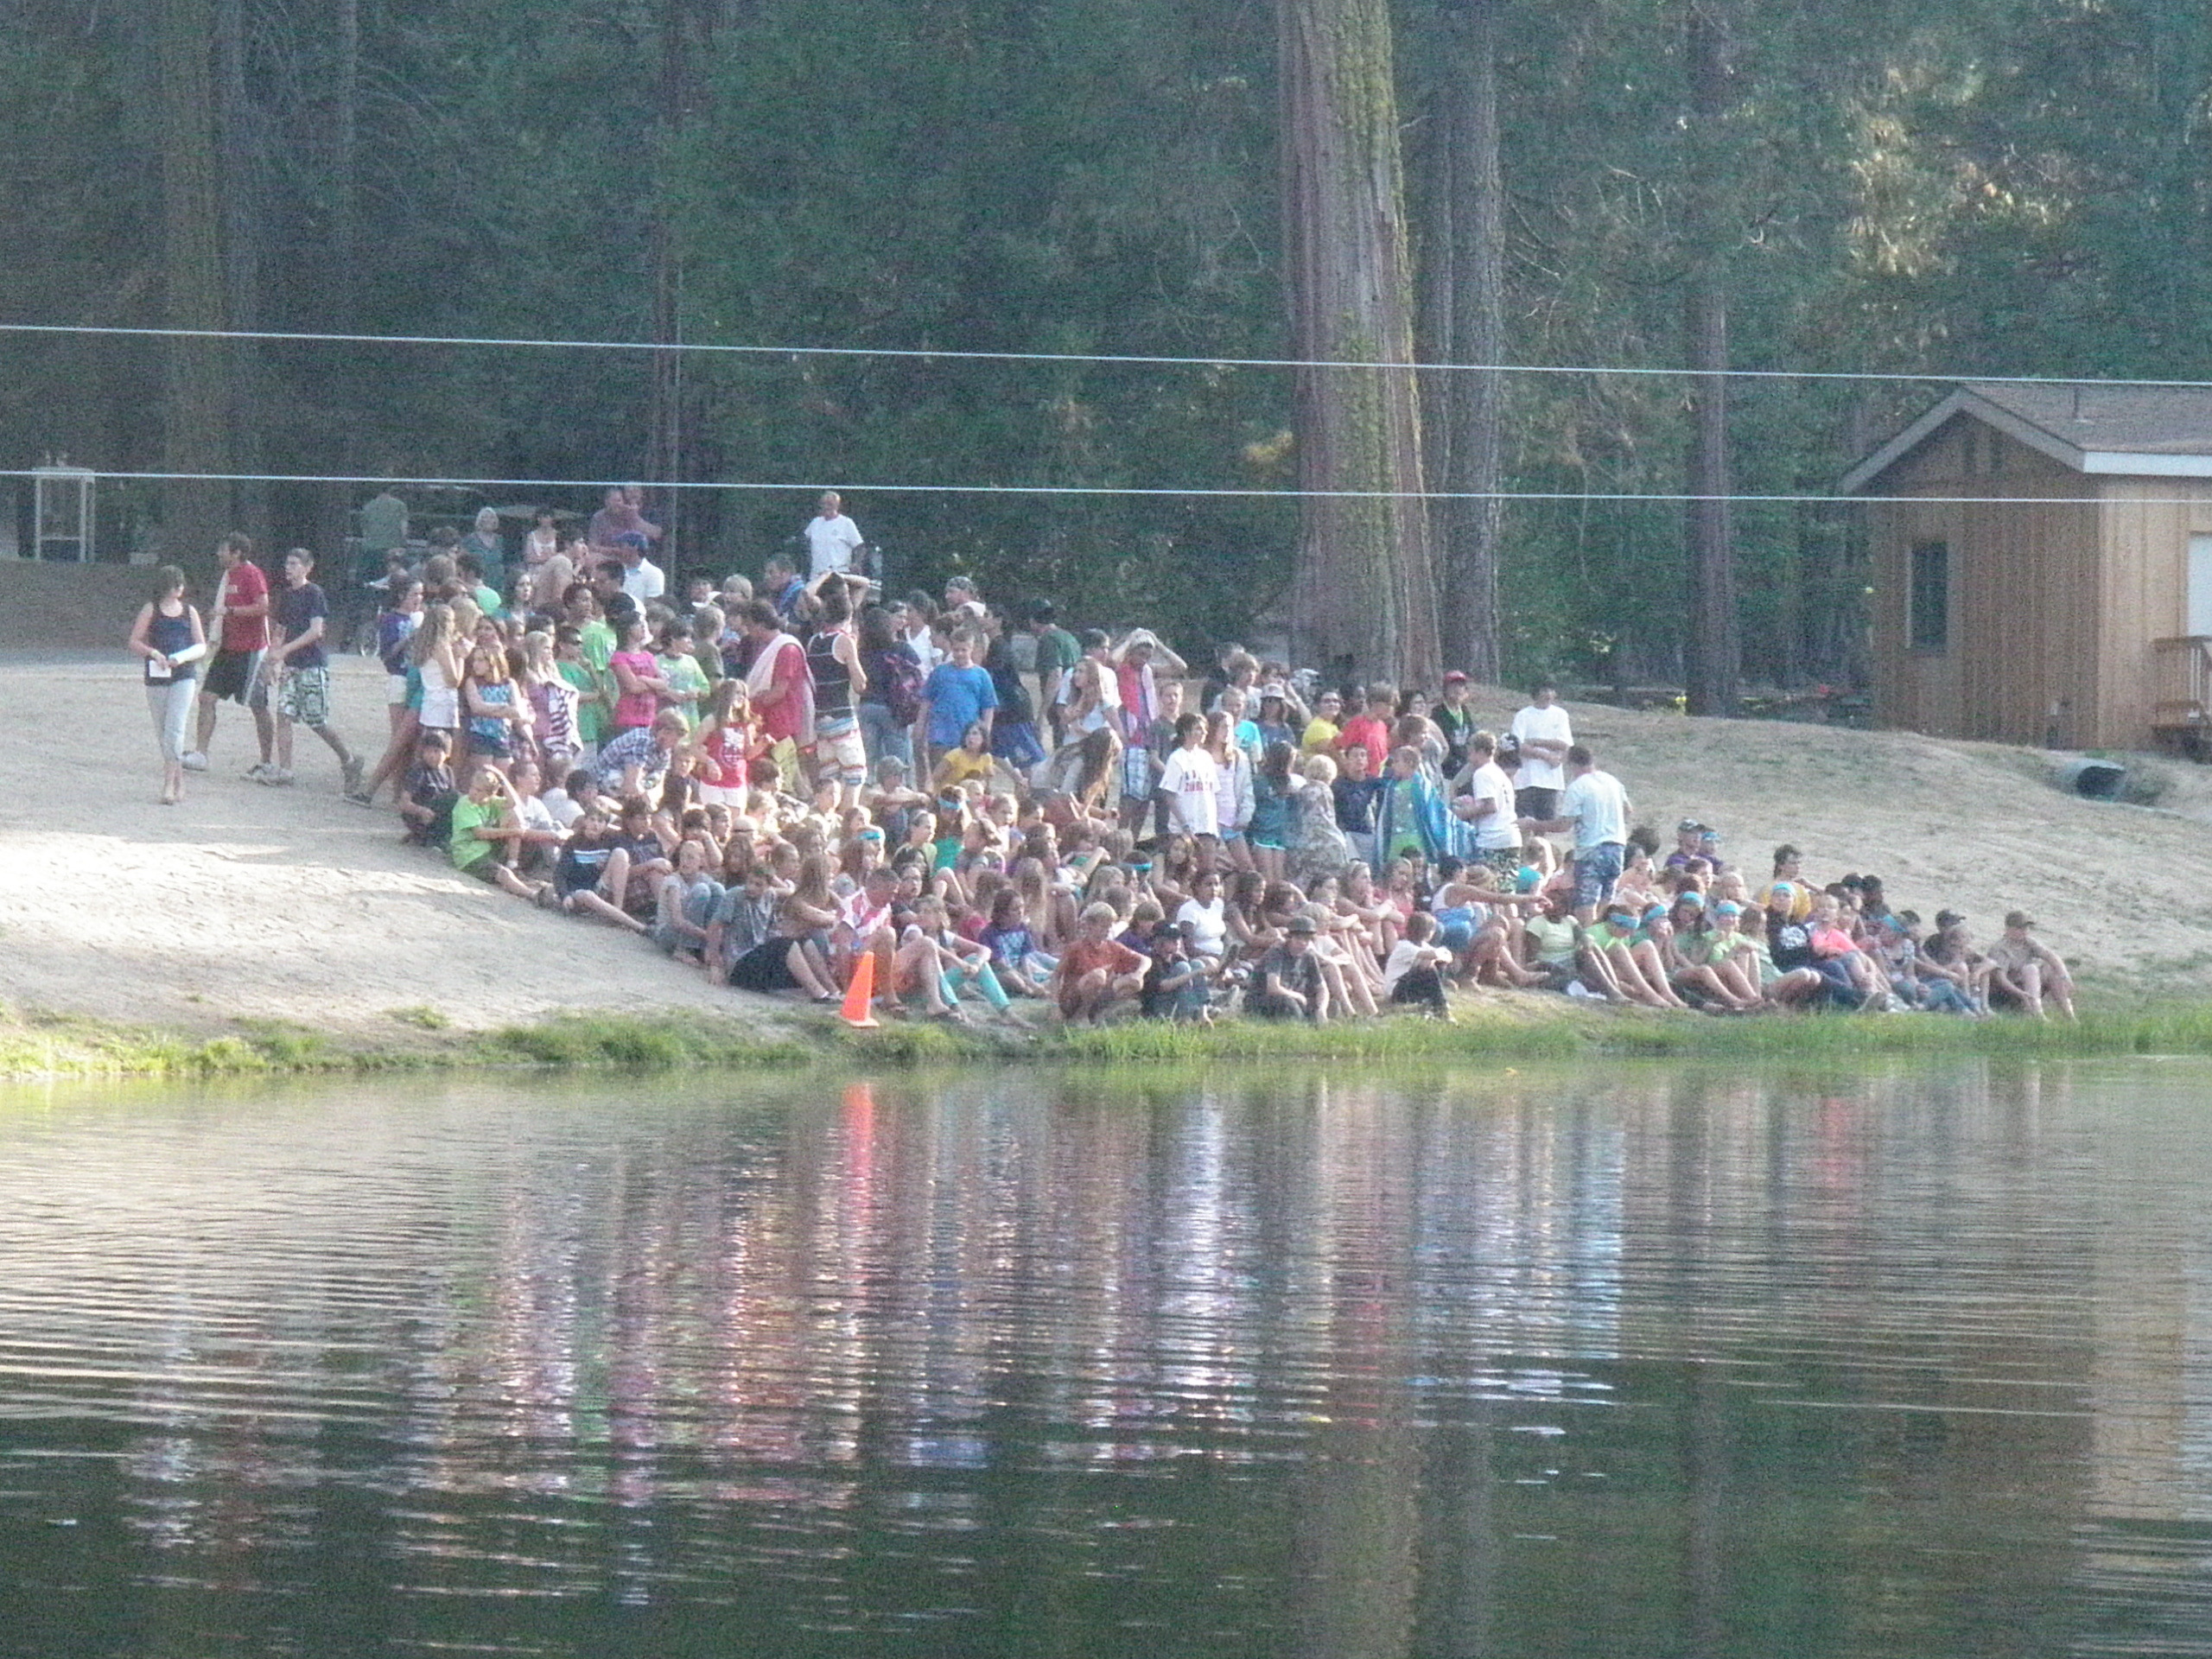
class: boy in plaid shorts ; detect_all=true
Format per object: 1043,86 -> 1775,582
263,547 -> 365,793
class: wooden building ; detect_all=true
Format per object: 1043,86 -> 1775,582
1840,381 -> 2212,751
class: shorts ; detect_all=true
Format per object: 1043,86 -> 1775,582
1515,785 -> 1559,821
459,855 -> 505,885
810,715 -> 868,787
276,664 -> 331,728
1477,846 -> 1523,877
728,939 -> 802,994
765,735 -> 802,790
203,648 -> 262,705
1121,746 -> 1157,805
1572,842 -> 1624,912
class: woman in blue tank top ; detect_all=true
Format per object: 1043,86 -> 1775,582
129,563 -> 208,806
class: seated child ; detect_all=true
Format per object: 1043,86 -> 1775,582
400,730 -> 458,848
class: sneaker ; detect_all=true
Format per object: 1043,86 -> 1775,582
259,768 -> 295,787
244,762 -> 272,782
181,751 -> 208,772
341,755 -> 366,795
342,789 -> 375,807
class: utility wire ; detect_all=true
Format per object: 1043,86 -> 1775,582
0,467 -> 2190,506
3,318 -> 2208,390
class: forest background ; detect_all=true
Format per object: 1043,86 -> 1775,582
4,0 -> 2205,700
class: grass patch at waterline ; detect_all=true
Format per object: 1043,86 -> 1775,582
473,1013 -> 814,1071
10,996 -> 2212,1081
1035,1007 -> 2166,1065
0,1007 -> 343,1080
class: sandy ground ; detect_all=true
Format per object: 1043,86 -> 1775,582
0,654 -> 785,1040
4,653 -> 2212,1043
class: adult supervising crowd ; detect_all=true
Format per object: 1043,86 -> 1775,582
127,491 -> 2081,1026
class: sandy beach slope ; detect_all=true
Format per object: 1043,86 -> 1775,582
2,652 -> 2209,1039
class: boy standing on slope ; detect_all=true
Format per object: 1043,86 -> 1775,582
193,532 -> 276,779
262,548 -> 364,795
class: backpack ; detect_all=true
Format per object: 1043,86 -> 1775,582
876,647 -> 925,727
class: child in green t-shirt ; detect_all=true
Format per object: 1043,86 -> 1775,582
556,625 -> 607,746
448,763 -> 553,904
655,622 -> 711,728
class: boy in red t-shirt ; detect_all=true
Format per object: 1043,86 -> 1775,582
1334,682 -> 1395,769
1052,901 -> 1148,1023
191,532 -> 276,775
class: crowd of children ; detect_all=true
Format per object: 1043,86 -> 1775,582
147,523 -> 2082,1026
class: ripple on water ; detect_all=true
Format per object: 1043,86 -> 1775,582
0,1062 -> 2210,1656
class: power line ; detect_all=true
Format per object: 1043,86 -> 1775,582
1,466 -> 2191,506
4,318 -> 2209,391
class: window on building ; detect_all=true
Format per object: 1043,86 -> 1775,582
1909,541 -> 1949,652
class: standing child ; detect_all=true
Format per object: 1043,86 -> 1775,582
607,615 -> 667,736
914,628 -> 998,769
127,564 -> 207,806
654,620 -> 710,728
263,547 -> 365,794
461,642 -> 526,773
696,677 -> 755,807
523,630 -> 580,771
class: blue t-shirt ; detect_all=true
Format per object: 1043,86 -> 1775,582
923,663 -> 998,747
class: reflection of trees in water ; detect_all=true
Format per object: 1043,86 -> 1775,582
7,1058 -> 2190,1653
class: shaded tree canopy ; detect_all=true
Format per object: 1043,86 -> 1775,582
4,0 -> 2205,690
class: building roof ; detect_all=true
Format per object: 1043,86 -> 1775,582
1839,381 -> 2212,494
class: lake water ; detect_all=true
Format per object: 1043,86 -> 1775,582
3,1059 -> 2212,1656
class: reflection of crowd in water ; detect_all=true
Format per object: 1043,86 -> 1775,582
133,487 -> 2075,1022
61,1065 -> 2133,1653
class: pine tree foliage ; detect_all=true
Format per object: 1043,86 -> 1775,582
2,0 -> 2204,688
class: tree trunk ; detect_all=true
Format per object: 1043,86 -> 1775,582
648,0 -> 714,581
1681,0 -> 1738,716
321,0 -> 363,561
1430,0 -> 1505,683
158,0 -> 233,563
215,0 -> 267,546
333,0 -> 359,283
1277,0 -> 1440,690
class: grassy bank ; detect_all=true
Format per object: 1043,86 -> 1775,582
13,992 -> 2212,1084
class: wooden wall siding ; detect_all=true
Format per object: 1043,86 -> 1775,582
2096,479 -> 2212,747
1867,416 -> 2096,744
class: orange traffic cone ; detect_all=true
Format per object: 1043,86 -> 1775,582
840,949 -> 881,1028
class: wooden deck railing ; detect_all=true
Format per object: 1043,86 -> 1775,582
2152,636 -> 2212,738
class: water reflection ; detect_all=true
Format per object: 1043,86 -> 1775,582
0,1061 -> 2209,1655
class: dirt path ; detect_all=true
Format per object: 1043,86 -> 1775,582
2,653 -> 2209,1042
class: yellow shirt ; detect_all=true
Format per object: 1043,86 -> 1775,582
1754,880 -> 1814,922
932,747 -> 997,791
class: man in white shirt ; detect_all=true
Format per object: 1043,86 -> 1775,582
1154,711 -> 1222,841
1509,680 -> 1573,820
617,536 -> 665,604
804,491 -> 866,577
1452,729 -> 1523,875
1521,744 -> 1631,922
